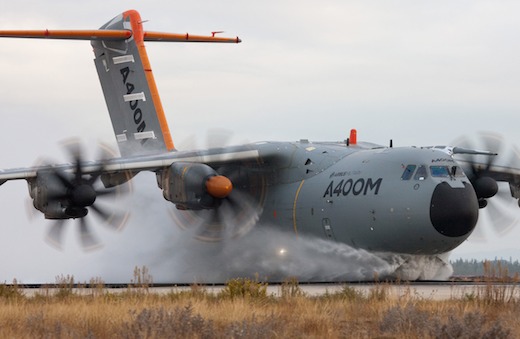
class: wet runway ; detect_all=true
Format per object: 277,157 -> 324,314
18,282 -> 520,300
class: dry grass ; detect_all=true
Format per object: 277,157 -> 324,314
0,273 -> 519,338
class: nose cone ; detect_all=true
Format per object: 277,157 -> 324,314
430,182 -> 479,237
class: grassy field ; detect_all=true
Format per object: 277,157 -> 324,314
0,274 -> 518,338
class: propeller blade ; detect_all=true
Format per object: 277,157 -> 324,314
468,220 -> 486,241
177,128 -> 234,151
90,203 -> 128,231
227,189 -> 261,237
62,141 -> 84,183
216,199 -> 234,239
86,165 -> 104,185
89,203 -> 111,221
481,132 -> 503,156
87,143 -> 117,185
206,129 -> 233,149
482,136 -> 501,174
195,209 -> 223,241
94,188 -> 117,197
46,219 -> 66,249
79,217 -> 101,250
62,139 -> 83,160
485,187 -> 519,236
52,169 -> 75,191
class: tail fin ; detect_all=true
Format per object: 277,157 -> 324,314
92,10 -> 174,156
0,9 -> 241,157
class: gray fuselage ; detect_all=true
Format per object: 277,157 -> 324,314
252,141 -> 478,255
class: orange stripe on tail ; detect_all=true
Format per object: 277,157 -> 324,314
123,10 -> 175,151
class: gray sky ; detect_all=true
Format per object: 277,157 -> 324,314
0,1 -> 519,282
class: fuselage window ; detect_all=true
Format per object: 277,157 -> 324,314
414,165 -> 427,180
401,164 -> 416,180
430,166 -> 450,177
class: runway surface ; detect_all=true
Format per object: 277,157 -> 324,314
17,282 -> 520,300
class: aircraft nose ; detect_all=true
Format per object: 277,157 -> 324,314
430,182 -> 479,237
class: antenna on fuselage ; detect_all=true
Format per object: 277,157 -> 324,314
349,129 -> 357,145
345,129 -> 357,147
346,129 -> 357,147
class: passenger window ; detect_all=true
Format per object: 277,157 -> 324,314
414,165 -> 427,180
401,165 -> 416,180
430,166 -> 450,177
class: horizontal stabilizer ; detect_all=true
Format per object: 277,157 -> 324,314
0,29 -> 240,43
0,30 -> 131,40
143,31 -> 241,43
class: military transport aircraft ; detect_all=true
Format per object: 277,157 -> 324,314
0,10 -> 519,270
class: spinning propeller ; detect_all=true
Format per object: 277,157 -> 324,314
453,132 -> 520,240
40,141 -> 129,250
171,130 -> 265,241
172,176 -> 264,242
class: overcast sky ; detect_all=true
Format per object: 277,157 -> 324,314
0,1 -> 519,282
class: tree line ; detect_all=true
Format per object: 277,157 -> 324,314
451,258 -> 520,277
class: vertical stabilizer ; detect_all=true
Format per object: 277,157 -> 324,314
92,10 -> 174,156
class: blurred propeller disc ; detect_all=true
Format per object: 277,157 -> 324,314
452,132 -> 520,241
41,139 -> 131,250
170,130 -> 265,242
172,187 -> 263,242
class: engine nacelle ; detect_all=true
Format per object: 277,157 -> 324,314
28,171 -> 70,219
159,162 -> 218,210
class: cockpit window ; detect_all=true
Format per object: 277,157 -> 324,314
401,164 -> 416,180
414,165 -> 427,180
451,166 -> 465,177
430,166 -> 450,177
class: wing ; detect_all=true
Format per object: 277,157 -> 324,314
0,143 -> 268,237
0,146 -> 262,184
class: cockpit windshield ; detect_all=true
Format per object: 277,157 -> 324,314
430,166 -> 450,177
401,164 -> 465,180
